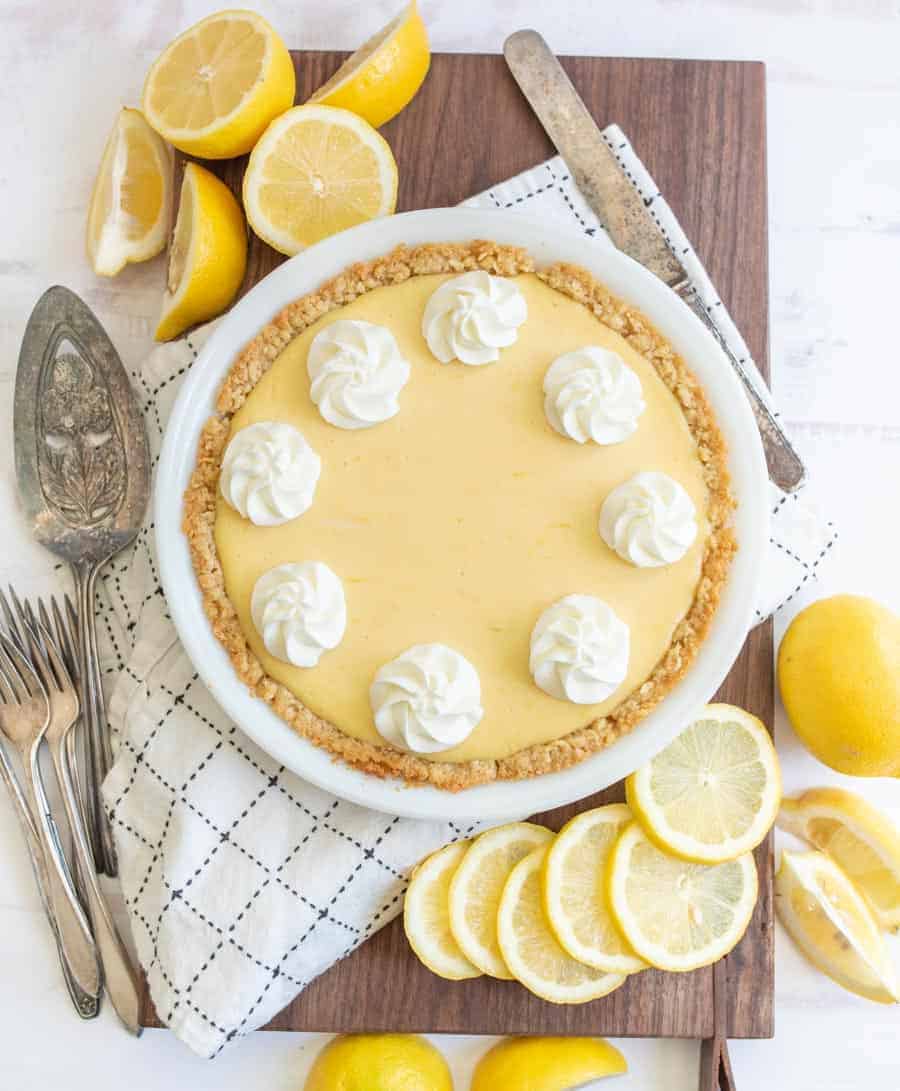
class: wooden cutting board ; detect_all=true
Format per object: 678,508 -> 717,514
143,49 -> 774,1040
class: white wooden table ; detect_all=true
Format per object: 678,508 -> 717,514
1,1 -> 898,1087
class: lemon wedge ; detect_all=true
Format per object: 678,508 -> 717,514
155,162 -> 247,342
497,846 -> 625,1004
448,822 -> 554,979
242,104 -> 398,256
775,849 -> 899,1004
626,703 -> 781,864
471,1036 -> 627,1091
543,804 -> 647,975
607,821 -> 758,972
86,108 -> 172,277
308,2 -> 430,128
778,788 -> 900,932
142,9 -> 295,159
305,1034 -> 452,1091
403,841 -> 482,981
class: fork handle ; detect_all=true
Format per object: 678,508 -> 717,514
0,744 -> 99,1019
72,561 -> 118,877
20,741 -> 102,1001
52,729 -> 143,1035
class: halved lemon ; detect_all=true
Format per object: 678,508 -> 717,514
403,841 -> 482,981
242,104 -> 398,256
471,1036 -> 627,1091
86,108 -> 172,277
607,821 -> 758,972
497,846 -> 625,1004
775,849 -> 899,1004
155,162 -> 247,341
626,703 -> 781,864
308,2 -> 430,128
543,805 -> 647,975
778,788 -> 900,932
448,822 -> 554,979
142,9 -> 296,159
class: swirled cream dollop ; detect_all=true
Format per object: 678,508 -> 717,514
370,643 -> 484,754
251,562 -> 346,667
543,346 -> 645,444
422,271 -> 527,365
307,319 -> 410,429
530,594 -> 630,705
599,471 -> 698,568
220,421 -> 321,526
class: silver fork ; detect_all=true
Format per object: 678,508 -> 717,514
0,630 -> 101,1002
15,597 -> 142,1035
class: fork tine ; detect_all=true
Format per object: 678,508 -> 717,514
0,654 -> 16,704
0,630 -> 45,701
38,599 -> 53,637
0,588 -> 25,650
36,618 -> 70,692
51,597 -> 75,676
0,637 -> 27,704
24,617 -> 61,695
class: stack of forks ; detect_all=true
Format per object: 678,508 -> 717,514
0,589 -> 141,1034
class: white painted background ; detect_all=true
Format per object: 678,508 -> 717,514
1,0 -> 898,1087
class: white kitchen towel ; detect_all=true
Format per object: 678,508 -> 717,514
100,126 -> 836,1058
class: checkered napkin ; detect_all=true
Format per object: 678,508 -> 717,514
99,125 -> 836,1058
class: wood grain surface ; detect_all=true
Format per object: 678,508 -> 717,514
143,49 -> 774,1040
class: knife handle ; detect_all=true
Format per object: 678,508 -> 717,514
679,287 -> 806,492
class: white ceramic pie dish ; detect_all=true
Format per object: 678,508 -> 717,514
155,207 -> 769,821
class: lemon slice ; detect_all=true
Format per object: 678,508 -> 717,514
448,822 -> 554,978
497,846 -> 625,1004
242,104 -> 398,256
155,162 -> 247,341
308,2 -> 430,128
626,703 -> 781,864
607,821 -> 758,972
778,788 -> 900,932
142,9 -> 295,159
403,841 -> 481,981
543,805 -> 647,974
775,849 -> 899,1004
471,1036 -> 627,1091
86,108 -> 172,277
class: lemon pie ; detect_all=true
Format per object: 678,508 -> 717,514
185,241 -> 734,789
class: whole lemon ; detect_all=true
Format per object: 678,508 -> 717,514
778,594 -> 900,777
471,1037 -> 626,1091
304,1034 -> 452,1091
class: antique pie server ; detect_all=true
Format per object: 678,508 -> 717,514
504,29 -> 806,493
14,285 -> 151,877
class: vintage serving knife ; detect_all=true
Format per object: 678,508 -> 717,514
14,286 -> 151,876
504,29 -> 806,493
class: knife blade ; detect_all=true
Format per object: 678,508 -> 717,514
503,29 -> 806,492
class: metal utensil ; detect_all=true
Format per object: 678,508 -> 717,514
503,29 -> 806,493
0,631 -> 102,1001
12,595 -> 143,1036
14,286 -> 151,875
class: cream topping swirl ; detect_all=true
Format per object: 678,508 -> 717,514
251,562 -> 346,667
422,271 -> 528,365
370,643 -> 484,754
530,594 -> 630,705
599,471 -> 698,568
220,421 -> 321,526
543,346 -> 645,444
307,319 -> 410,429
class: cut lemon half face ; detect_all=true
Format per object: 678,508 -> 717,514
626,703 -> 781,864
403,841 -> 482,981
607,821 -> 758,972
142,9 -> 296,159
448,821 -> 554,979
778,787 -> 900,932
242,104 -> 398,256
155,162 -> 247,342
543,805 -> 647,975
775,849 -> 899,1004
86,108 -> 172,277
497,846 -> 625,1004
308,1 -> 430,128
